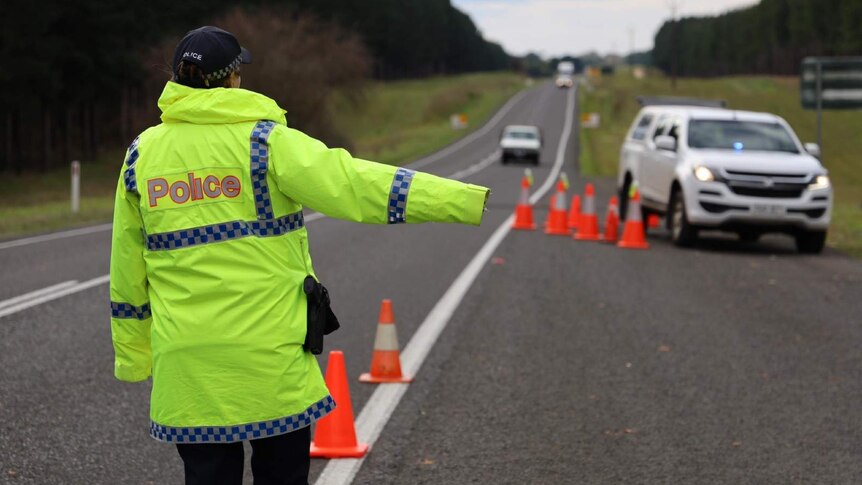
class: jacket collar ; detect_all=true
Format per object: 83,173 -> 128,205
158,81 -> 287,125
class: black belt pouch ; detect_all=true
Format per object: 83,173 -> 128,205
303,276 -> 341,355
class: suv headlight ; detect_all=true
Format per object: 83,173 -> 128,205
808,175 -> 830,190
693,166 -> 715,182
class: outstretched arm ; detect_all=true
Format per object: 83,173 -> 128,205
269,127 -> 489,225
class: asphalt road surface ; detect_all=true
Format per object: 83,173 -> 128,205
2,82 -> 861,485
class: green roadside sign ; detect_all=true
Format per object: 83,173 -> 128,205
801,57 -> 862,110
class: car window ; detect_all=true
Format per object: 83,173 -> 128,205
631,114 -> 654,140
652,117 -> 670,140
687,120 -> 799,153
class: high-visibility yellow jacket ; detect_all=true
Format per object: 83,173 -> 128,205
110,81 -> 490,443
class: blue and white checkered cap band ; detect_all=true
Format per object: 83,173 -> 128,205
149,395 -> 335,443
388,168 -> 415,224
205,54 -> 242,82
111,301 -> 152,320
146,212 -> 304,251
250,120 -> 277,220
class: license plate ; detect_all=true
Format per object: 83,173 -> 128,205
751,204 -> 786,216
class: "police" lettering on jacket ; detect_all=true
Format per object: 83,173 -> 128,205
148,172 -> 241,208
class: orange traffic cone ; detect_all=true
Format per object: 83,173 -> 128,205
648,213 -> 661,229
310,351 -> 369,458
512,176 -> 536,231
574,183 -> 600,241
600,196 -> 620,243
360,300 -> 412,383
544,180 -> 571,236
617,189 -> 650,249
567,194 -> 582,230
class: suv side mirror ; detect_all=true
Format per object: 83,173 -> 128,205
655,135 -> 677,152
804,142 -> 821,158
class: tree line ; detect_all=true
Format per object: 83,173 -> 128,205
652,0 -> 862,78
0,0 -> 510,174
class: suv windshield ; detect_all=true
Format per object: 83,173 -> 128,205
688,120 -> 799,153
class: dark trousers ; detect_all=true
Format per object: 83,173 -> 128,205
176,427 -> 311,485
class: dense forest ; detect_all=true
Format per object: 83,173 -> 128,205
0,0 -> 510,173
653,0 -> 862,77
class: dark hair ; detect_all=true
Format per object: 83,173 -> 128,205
174,60 -> 235,88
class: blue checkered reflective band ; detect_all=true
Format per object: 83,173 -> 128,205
111,301 -> 151,320
388,168 -> 415,224
250,121 -> 277,220
149,395 -> 335,443
146,211 -> 304,251
124,136 -> 141,193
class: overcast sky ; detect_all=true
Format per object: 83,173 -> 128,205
451,0 -> 758,58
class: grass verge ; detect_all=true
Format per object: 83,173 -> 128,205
579,69 -> 862,257
0,72 -> 524,241
332,72 -> 524,165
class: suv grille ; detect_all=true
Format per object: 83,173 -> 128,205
720,169 -> 810,199
729,185 -> 805,198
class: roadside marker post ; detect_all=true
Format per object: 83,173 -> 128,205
71,161 -> 80,214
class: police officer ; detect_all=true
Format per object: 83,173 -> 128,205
109,26 -> 490,485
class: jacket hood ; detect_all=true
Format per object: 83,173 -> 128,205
158,81 -> 287,126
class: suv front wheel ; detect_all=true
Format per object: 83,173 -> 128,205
669,188 -> 697,247
795,231 -> 826,254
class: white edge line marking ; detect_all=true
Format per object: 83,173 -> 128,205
0,280 -> 79,311
0,274 -> 111,320
314,85 -> 576,485
0,223 -> 114,251
408,89 -> 530,170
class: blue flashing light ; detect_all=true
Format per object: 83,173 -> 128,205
733,142 -> 744,151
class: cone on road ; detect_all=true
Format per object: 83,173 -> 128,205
512,175 -> 536,231
648,213 -> 661,229
574,183 -> 601,241
617,188 -> 650,250
567,194 -> 582,230
310,351 -> 369,458
360,300 -> 412,383
600,196 -> 620,243
544,180 -> 571,236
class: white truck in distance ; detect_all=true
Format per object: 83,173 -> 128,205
618,101 -> 832,253
556,61 -> 574,88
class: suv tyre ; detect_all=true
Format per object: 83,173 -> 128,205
795,231 -> 826,254
670,188 -> 697,247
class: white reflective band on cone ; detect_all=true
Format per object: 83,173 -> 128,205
372,324 -> 400,351
627,197 -> 642,221
583,195 -> 595,214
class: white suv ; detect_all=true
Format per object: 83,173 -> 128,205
618,102 -> 832,253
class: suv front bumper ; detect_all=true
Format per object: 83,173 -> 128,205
684,179 -> 831,232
